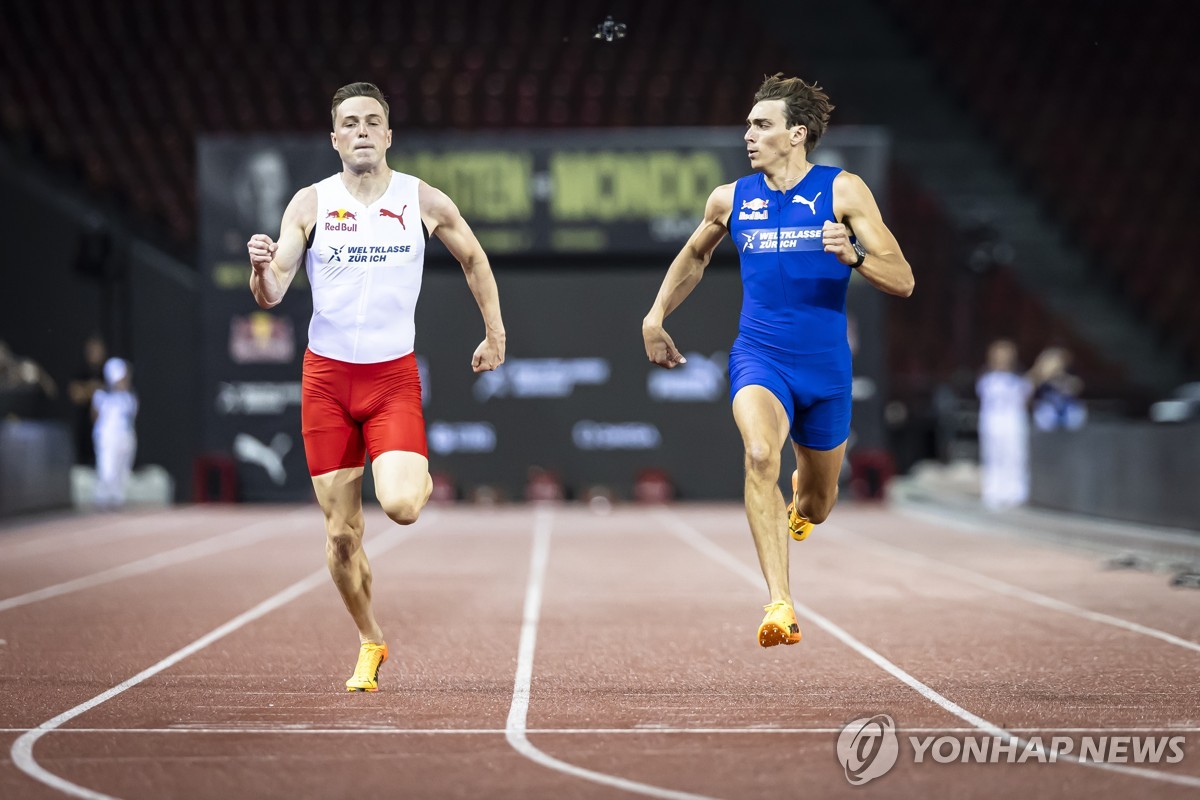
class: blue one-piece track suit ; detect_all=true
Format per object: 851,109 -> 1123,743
727,165 -> 852,451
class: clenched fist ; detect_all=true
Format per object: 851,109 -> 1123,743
821,220 -> 856,266
247,234 -> 277,274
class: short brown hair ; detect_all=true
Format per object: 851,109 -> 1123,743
753,74 -> 834,154
330,82 -> 390,128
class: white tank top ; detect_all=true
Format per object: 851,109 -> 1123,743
305,171 -> 426,363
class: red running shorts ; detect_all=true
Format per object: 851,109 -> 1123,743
301,348 -> 427,476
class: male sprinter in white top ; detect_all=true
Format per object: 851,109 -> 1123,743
247,82 -> 506,692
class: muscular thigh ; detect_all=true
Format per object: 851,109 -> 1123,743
732,385 -> 792,456
371,450 -> 430,507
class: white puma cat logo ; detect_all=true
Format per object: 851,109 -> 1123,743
234,432 -> 292,485
792,191 -> 821,214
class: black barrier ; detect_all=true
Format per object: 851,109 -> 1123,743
0,420 -> 72,517
1030,423 -> 1200,531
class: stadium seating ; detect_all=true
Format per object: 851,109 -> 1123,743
0,0 -> 1182,408
0,0 -> 803,244
876,0 -> 1200,372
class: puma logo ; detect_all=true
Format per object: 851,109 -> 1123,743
233,432 -> 292,486
379,206 -> 407,229
792,191 -> 821,214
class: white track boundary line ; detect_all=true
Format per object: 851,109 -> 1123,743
4,725 -> 1200,735
658,510 -> 1200,790
890,493 -> 1200,560
826,523 -> 1200,655
0,509 -> 313,613
0,511 -> 201,559
10,515 -> 431,800
505,506 -> 718,800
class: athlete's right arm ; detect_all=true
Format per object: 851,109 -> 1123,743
641,183 -> 733,368
248,186 -> 316,309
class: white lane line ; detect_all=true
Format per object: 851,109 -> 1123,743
827,523 -> 1200,654
10,515 -> 431,800
892,492 -> 1200,554
5,726 -> 1200,735
505,506 -> 719,800
0,511 -> 202,559
0,510 -> 313,613
658,510 -> 1200,790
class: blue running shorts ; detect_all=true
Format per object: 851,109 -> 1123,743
728,339 -> 852,451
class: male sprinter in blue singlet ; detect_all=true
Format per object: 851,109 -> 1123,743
642,74 -> 914,647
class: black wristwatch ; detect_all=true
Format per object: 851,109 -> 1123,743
849,241 -> 867,269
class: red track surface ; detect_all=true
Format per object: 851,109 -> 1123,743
1,500 -> 1198,799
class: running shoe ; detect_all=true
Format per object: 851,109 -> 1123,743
786,469 -> 814,542
346,642 -> 388,692
758,601 -> 802,647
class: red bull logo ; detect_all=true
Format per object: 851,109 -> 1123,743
738,197 -> 770,221
324,208 -> 359,232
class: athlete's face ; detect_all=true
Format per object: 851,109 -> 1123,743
744,100 -> 805,171
331,96 -> 392,170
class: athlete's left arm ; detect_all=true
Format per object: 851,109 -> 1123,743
420,181 -> 506,373
828,171 -> 915,297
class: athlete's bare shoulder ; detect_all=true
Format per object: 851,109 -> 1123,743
416,180 -> 461,235
832,169 -> 870,203
710,182 -> 736,206
832,169 -> 878,221
833,168 -> 868,193
416,180 -> 452,213
706,182 -> 736,226
284,184 -> 319,235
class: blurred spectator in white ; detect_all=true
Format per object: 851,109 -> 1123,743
91,357 -> 139,509
68,333 -> 107,465
975,338 -> 1032,511
1029,346 -> 1087,432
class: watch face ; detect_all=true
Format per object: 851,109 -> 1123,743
853,242 -> 867,258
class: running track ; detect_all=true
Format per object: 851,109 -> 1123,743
1,496 -> 1198,799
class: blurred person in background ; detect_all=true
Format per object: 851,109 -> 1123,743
1029,346 -> 1087,432
246,82 -> 506,693
0,340 -> 58,418
975,339 -> 1032,511
642,74 -> 914,649
68,333 -> 107,465
91,357 -> 138,510
0,340 -> 28,396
